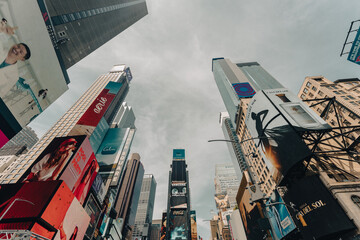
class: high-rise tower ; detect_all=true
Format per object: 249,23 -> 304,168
166,149 -> 192,240
40,0 -> 148,69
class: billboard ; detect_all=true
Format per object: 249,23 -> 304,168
19,135 -> 99,204
190,210 -> 197,240
245,89 -> 326,183
160,212 -> 167,240
283,175 -> 356,239
0,181 -> 90,240
214,193 -> 230,210
265,190 -> 296,240
89,117 -> 109,152
347,26 -> 360,65
69,81 -> 123,137
99,192 -> 115,235
0,0 -> 68,147
170,213 -> 188,240
232,83 -> 256,98
91,174 -> 106,203
170,182 -> 187,208
84,193 -> 102,239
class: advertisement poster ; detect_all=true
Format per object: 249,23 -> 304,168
265,190 -> 296,240
214,193 -> 230,210
190,210 -> 197,240
53,198 -> 91,240
160,212 -> 167,240
84,194 -> 102,239
91,174 -> 106,203
283,175 -> 356,239
69,81 -> 123,137
99,192 -> 115,235
170,213 -> 188,240
0,0 -> 68,146
19,135 -> 99,204
245,89 -> 313,183
347,26 -> 360,65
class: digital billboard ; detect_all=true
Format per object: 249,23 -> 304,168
69,81 -> 123,137
53,197 -> 91,240
160,212 -> 167,240
170,211 -> 188,240
0,181 -> 89,240
99,192 -> 115,235
0,0 -> 69,147
91,174 -> 106,203
283,175 -> 356,240
347,26 -> 360,65
214,193 -> 230,210
19,135 -> 99,204
190,210 -> 197,240
265,190 -> 296,240
170,183 -> 188,210
89,117 -> 109,152
245,89 -> 317,183
84,193 -> 102,239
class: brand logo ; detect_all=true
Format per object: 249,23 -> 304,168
173,210 -> 184,215
296,200 -> 327,220
94,97 -> 107,114
101,146 -> 117,155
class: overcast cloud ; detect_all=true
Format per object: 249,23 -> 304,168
29,0 -> 360,238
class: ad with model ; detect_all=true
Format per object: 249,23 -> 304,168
265,190 -> 296,240
19,135 -> 99,204
0,0 -> 68,147
190,210 -> 197,240
245,89 -> 316,183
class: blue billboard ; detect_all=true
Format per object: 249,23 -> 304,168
265,190 -> 296,240
347,26 -> 360,65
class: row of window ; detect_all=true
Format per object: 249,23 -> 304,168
51,0 -> 145,26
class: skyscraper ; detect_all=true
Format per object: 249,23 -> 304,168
3,126 -> 38,149
40,0 -> 148,69
133,174 -> 157,239
166,149 -> 192,240
114,153 -> 145,239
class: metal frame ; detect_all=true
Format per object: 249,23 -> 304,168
0,230 -> 50,240
340,20 -> 360,57
299,97 -> 360,179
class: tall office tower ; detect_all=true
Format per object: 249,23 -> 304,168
133,174 -> 157,239
40,0 -> 148,69
3,126 -> 38,149
149,219 -> 162,240
0,64 -> 132,184
166,149 -> 192,240
219,112 -> 246,178
214,163 -> 240,209
114,153 -> 145,239
298,76 -> 360,233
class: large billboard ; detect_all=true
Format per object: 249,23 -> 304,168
0,181 -> 90,239
283,175 -> 356,239
19,135 -> 99,204
69,81 -> 123,137
170,182 -> 187,208
265,190 -> 296,240
0,0 -> 69,147
84,193 -> 102,239
169,211 -> 188,240
160,212 -> 167,240
190,210 -> 197,240
214,193 -> 230,210
245,89 -> 330,183
347,26 -> 360,65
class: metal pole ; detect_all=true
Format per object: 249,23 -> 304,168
0,198 -> 35,221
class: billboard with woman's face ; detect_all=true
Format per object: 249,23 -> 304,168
0,0 -> 69,147
19,135 -> 99,204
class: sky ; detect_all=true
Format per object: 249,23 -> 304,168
29,0 -> 360,239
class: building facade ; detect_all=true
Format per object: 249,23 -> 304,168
133,174 -> 157,239
3,126 -> 38,149
41,0 -> 148,69
298,76 -> 360,235
114,153 -> 145,239
166,149 -> 192,240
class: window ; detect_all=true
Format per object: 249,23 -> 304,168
312,86 -> 317,91
318,91 -> 324,97
306,82 -> 311,87
301,94 -> 306,99
303,88 -> 308,93
352,195 -> 360,208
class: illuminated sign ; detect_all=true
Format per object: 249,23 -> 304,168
101,146 -> 117,155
